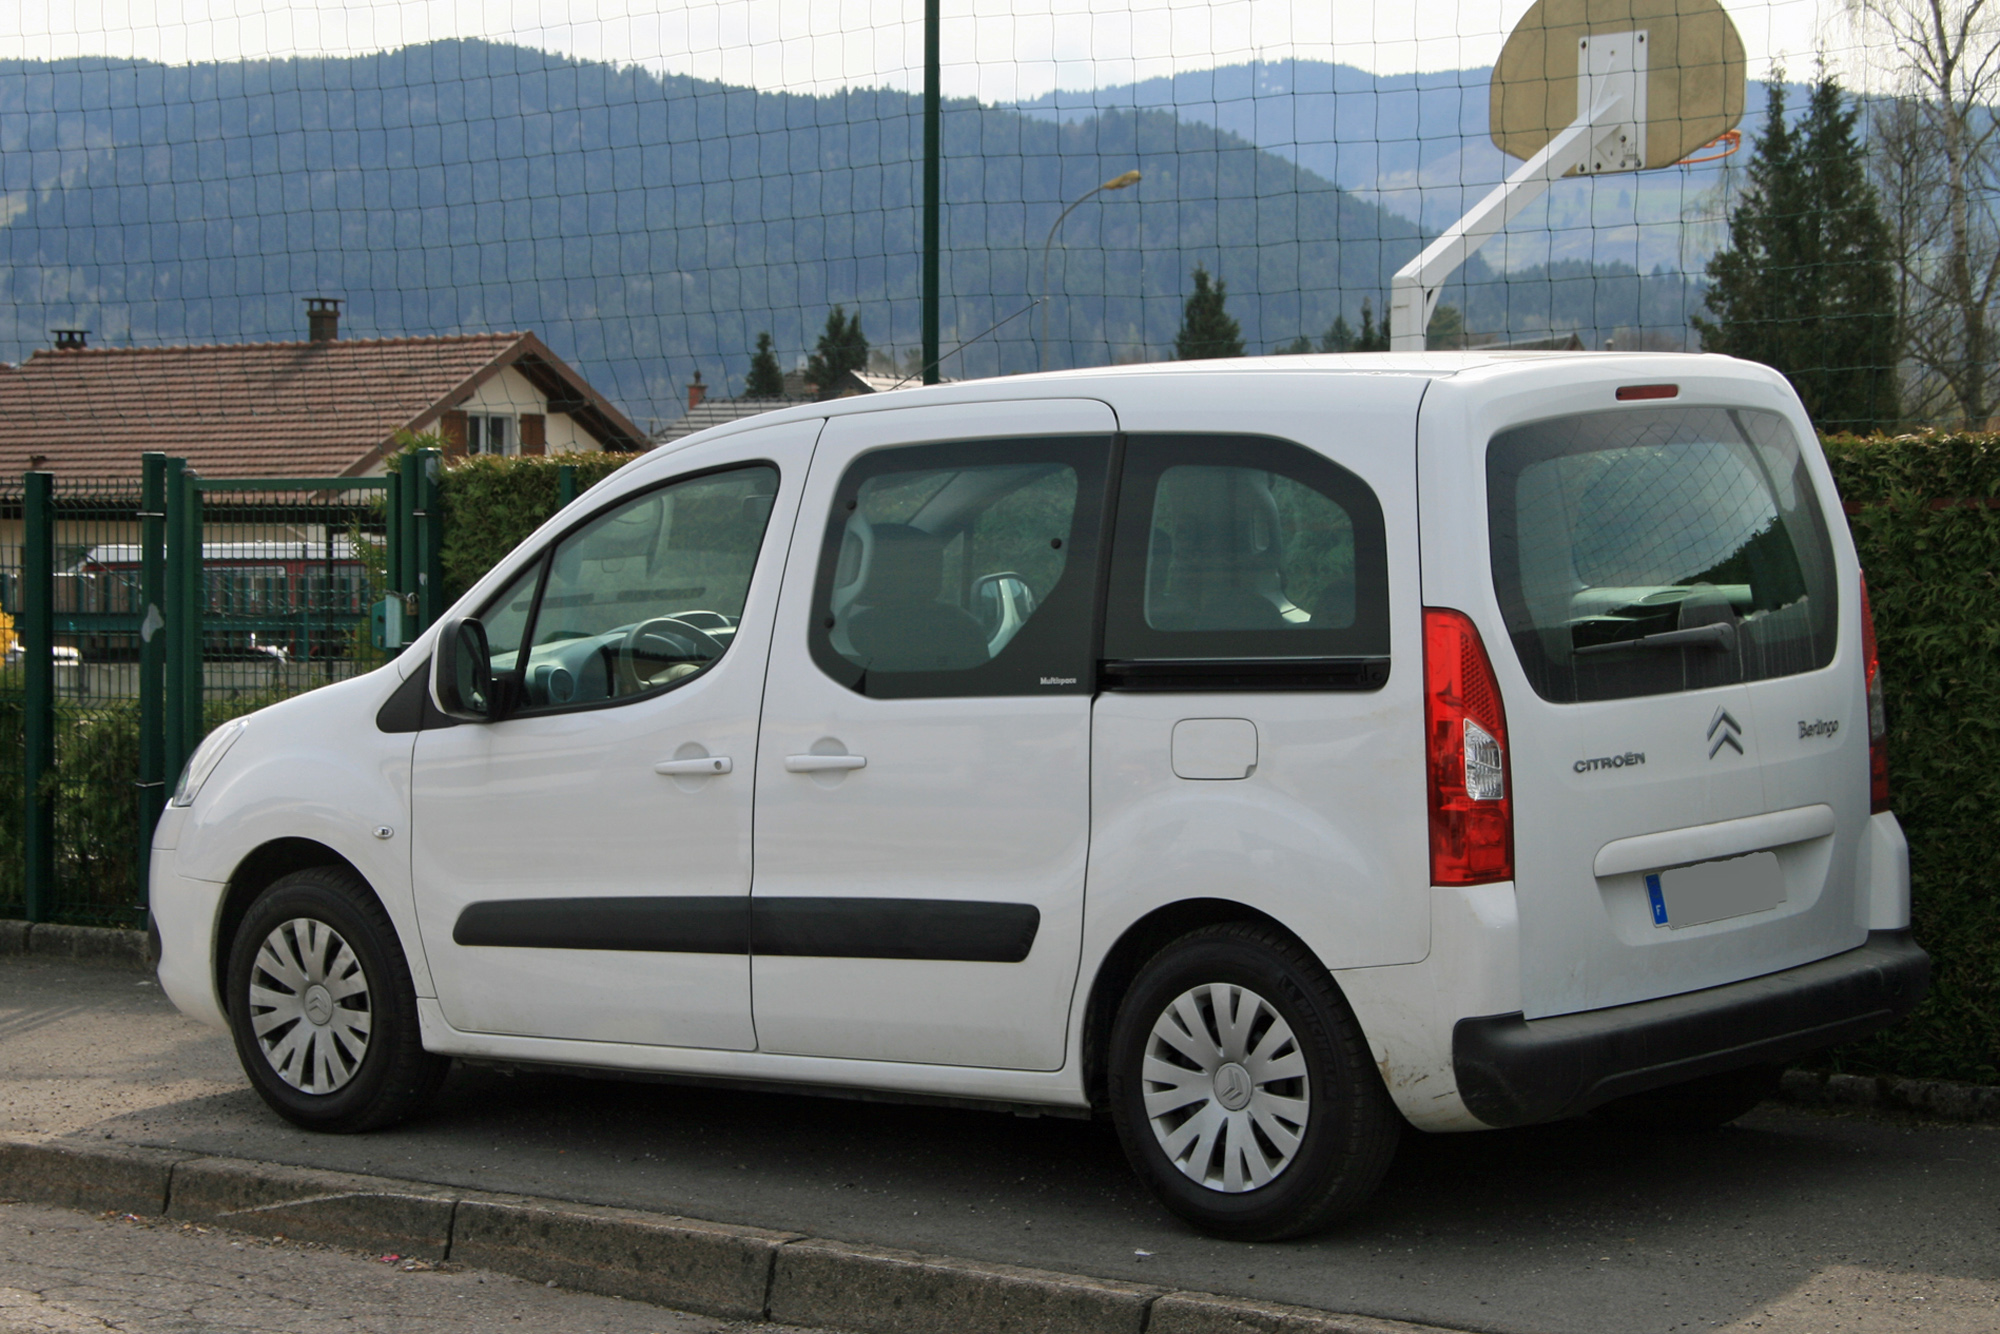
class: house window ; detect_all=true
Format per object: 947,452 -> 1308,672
467,415 -> 515,456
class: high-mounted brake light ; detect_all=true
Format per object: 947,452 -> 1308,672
1860,572 -> 1891,813
1615,383 -> 1679,401
1424,608 -> 1513,885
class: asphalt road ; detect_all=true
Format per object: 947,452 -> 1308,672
0,1198 -> 828,1333
5,956 -> 1997,1334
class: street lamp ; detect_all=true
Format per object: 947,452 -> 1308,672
1040,170 -> 1141,372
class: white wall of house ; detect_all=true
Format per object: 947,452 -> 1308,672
460,365 -> 597,455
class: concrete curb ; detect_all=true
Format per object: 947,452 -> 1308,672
0,1138 -> 1466,1334
1779,1067 -> 2000,1122
0,920 -> 155,970
769,1237 -> 1162,1334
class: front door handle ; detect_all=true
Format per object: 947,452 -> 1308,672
655,756 -> 733,776
784,754 -> 866,773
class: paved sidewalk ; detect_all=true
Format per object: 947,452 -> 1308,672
0,1199 -> 829,1333
5,956 -> 1998,1334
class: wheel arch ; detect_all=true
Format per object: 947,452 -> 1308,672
214,838 -> 368,1008
1080,898 -> 1326,1110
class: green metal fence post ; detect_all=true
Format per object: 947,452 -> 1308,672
399,452 -> 422,631
415,449 -> 444,631
20,472 -> 54,923
921,0 -> 941,385
384,469 -> 405,597
181,477 -> 203,751
137,453 -> 168,884
162,458 -> 189,786
557,463 -> 577,511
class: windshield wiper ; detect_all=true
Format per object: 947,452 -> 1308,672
1573,621 -> 1737,656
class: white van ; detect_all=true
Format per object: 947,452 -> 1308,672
151,353 -> 1928,1239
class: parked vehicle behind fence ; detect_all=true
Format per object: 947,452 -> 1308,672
149,352 -> 1928,1238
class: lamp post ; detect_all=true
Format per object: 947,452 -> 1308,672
1040,170 -> 1141,372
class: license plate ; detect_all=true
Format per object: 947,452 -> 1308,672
1645,850 -> 1785,928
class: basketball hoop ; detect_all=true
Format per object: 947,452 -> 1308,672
1677,129 -> 1743,165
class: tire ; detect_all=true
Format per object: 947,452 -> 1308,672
1589,1062 -> 1782,1132
225,866 -> 448,1132
1107,923 -> 1400,1240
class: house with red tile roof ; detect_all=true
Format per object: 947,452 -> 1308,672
0,303 -> 643,482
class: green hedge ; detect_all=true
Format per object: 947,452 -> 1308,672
436,452 -> 635,602
1822,432 -> 2000,1085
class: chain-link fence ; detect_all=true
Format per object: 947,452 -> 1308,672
3,0 -> 1992,433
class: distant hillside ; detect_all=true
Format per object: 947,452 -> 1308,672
0,42 -> 1706,425
1020,59 -> 1794,276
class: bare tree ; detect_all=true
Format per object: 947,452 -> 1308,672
1851,0 -> 2000,424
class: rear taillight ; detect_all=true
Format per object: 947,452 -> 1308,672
1424,607 -> 1514,885
1860,572 -> 1890,813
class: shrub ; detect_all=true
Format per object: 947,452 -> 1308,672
437,452 -> 634,602
1822,431 -> 2000,1084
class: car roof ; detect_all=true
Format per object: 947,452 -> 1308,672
643,351 -> 1771,459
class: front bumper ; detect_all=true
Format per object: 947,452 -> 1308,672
1452,930 -> 1930,1127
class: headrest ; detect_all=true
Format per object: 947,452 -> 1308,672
863,523 -> 948,605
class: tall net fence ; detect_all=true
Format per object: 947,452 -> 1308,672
1,0 -> 1993,437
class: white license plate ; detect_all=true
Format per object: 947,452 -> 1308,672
1645,850 -> 1786,928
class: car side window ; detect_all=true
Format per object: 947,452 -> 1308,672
1103,435 -> 1390,682
808,436 -> 1110,699
482,465 -> 779,712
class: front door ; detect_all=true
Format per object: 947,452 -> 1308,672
411,422 -> 817,1048
751,400 -> 1115,1070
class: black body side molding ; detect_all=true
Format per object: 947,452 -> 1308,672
452,896 -> 1040,963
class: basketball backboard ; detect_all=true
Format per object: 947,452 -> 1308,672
1492,0 -> 1747,172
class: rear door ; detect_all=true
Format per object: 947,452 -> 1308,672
1424,373 -> 1864,1019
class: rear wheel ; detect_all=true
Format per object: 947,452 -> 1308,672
225,866 -> 447,1132
1107,923 -> 1400,1240
1590,1063 -> 1782,1131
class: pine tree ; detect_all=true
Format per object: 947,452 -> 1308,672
744,332 -> 785,398
1174,265 -> 1245,360
1355,299 -> 1390,352
1274,335 -> 1314,355
1695,71 -> 1900,430
805,306 -> 869,393
1319,313 -> 1358,352
1426,303 -> 1467,350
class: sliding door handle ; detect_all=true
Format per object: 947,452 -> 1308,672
784,754 -> 866,773
655,756 -> 733,776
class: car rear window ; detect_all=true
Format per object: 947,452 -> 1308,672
1487,406 -> 1838,704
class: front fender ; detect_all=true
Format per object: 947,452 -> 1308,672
169,667 -> 429,997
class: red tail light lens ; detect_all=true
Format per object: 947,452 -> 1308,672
1860,573 -> 1890,813
1424,607 -> 1514,885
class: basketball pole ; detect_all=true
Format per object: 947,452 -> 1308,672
1388,31 -> 1650,351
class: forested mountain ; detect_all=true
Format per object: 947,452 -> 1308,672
0,41 -> 1703,425
1022,60 -> 1797,275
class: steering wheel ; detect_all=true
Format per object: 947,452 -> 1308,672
666,609 -> 737,633
615,616 -> 728,695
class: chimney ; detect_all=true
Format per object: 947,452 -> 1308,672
687,370 -> 706,411
306,297 -> 342,343
51,330 -> 88,351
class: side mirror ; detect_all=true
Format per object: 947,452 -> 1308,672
432,616 -> 500,721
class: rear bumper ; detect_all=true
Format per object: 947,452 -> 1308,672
1452,930 -> 1930,1128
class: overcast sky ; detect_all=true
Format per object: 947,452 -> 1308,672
8,0 -> 1864,100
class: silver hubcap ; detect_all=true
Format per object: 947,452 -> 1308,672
1143,983 -> 1311,1193
248,918 -> 373,1094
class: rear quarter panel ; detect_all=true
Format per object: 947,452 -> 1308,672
1079,369 -> 1434,1002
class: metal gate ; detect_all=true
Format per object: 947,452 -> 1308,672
0,450 -> 445,926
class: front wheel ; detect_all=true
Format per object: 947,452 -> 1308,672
225,866 -> 448,1132
1107,923 -> 1400,1240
